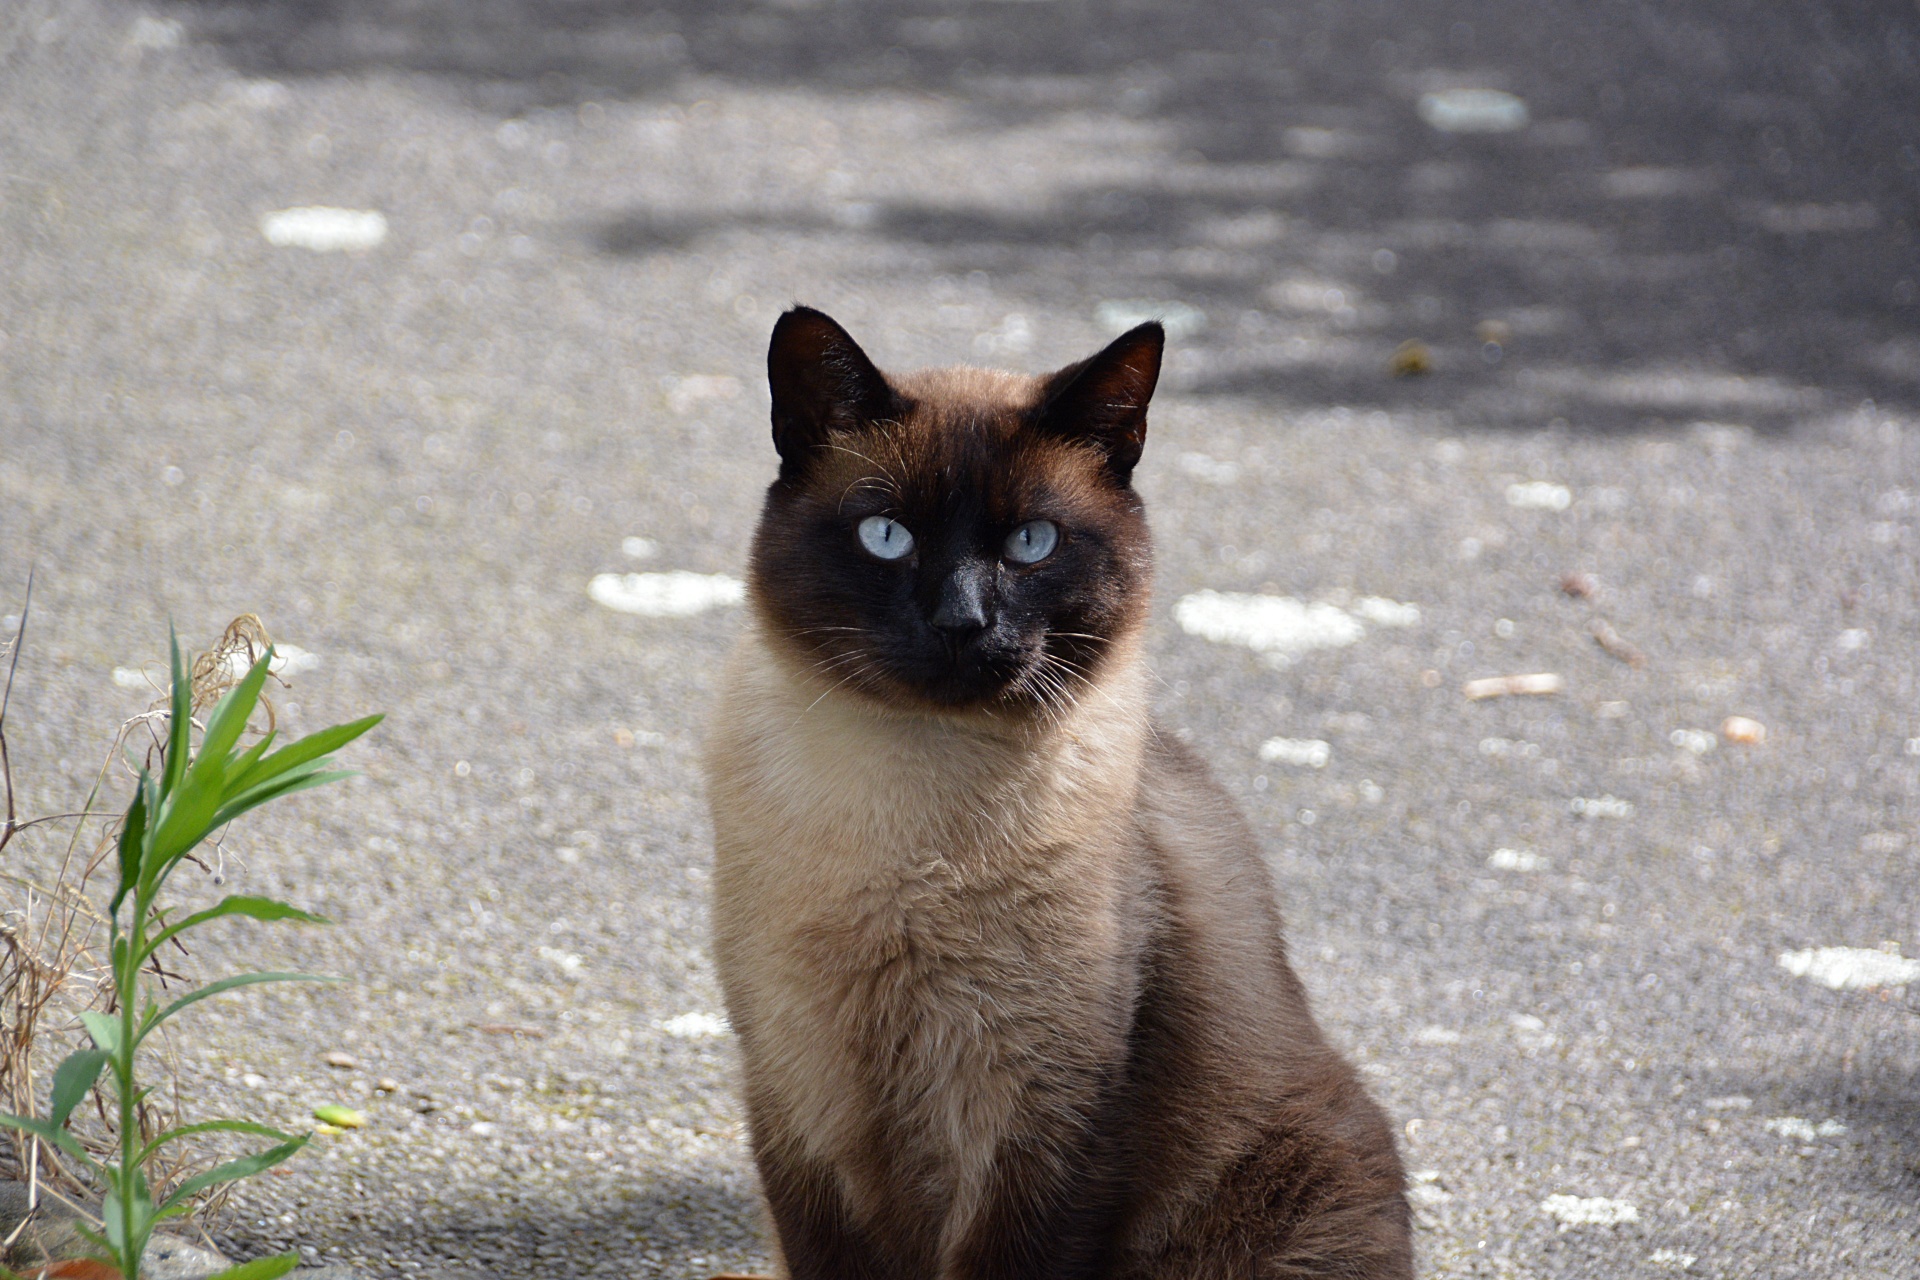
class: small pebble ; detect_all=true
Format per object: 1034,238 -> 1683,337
321,1051 -> 361,1069
1387,339 -> 1432,377
1720,715 -> 1766,744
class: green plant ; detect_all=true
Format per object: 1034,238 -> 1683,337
0,629 -> 379,1280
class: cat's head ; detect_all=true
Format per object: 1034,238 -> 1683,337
747,306 -> 1161,715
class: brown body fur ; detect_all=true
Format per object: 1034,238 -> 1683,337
705,316 -> 1411,1280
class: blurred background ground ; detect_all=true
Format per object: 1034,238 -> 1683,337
1,1 -> 1917,1276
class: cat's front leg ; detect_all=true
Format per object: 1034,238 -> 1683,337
756,1141 -> 914,1280
942,1106 -> 1127,1280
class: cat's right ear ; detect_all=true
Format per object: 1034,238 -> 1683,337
767,306 -> 898,477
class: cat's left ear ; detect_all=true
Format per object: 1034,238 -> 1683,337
1034,321 -> 1164,483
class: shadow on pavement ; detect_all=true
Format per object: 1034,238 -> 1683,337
151,0 -> 1920,430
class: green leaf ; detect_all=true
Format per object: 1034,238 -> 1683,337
137,1119 -> 300,1166
143,896 -> 331,961
79,1010 -> 121,1053
199,1251 -> 304,1280
204,767 -> 358,836
0,1112 -> 100,1171
195,648 -> 273,777
146,972 -> 341,1040
48,1048 -> 107,1128
160,627 -> 191,801
158,1137 -> 307,1214
230,715 -> 382,794
111,772 -> 152,915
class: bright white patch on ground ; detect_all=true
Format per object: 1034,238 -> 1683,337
662,374 -> 742,415
1669,729 -> 1716,755
1835,628 -> 1870,651
589,571 -> 746,617
1509,1013 -> 1559,1051
112,666 -> 152,690
260,207 -> 388,252
1778,946 -> 1920,990
621,536 -> 659,560
1570,794 -> 1635,819
536,945 -> 584,979
215,643 -> 320,680
1488,847 -> 1550,872
1259,738 -> 1331,768
1541,1195 -> 1639,1228
1464,673 -> 1564,699
1094,298 -> 1207,340
1702,1095 -> 1752,1111
1506,480 -> 1573,510
1407,1171 -> 1453,1206
1175,452 -> 1241,484
1764,1117 -> 1847,1141
1173,592 -> 1365,665
1648,1248 -> 1697,1270
1418,88 -> 1529,133
656,1012 -> 730,1039
1414,1025 -> 1463,1045
1351,596 -> 1421,627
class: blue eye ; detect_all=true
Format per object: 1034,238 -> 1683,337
1004,520 -> 1059,564
857,515 -> 915,560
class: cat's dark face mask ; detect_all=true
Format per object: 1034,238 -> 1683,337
748,307 -> 1161,715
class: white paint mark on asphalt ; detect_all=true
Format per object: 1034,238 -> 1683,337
1506,480 -> 1572,510
1669,729 -> 1717,755
1351,596 -> 1421,627
1418,88 -> 1530,134
260,207 -> 388,252
1540,1194 -> 1639,1228
1764,1117 -> 1847,1141
1778,946 -> 1920,990
1570,794 -> 1635,819
1259,738 -> 1331,768
590,571 -> 746,617
1094,298 -> 1207,340
1488,847 -> 1550,872
1172,592 -> 1364,665
656,1012 -> 730,1039
1648,1248 -> 1697,1270
621,536 -> 659,560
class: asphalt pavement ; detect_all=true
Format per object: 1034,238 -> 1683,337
1,1 -> 1917,1276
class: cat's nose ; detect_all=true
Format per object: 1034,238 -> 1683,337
930,563 -> 992,639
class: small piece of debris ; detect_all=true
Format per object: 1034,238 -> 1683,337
1763,1116 -> 1848,1141
1173,592 -> 1365,664
312,1104 -> 365,1129
1702,1095 -> 1753,1111
1591,619 -> 1647,668
1350,597 -> 1422,627
1387,339 -> 1432,377
1487,847 -> 1550,872
1418,88 -> 1530,134
376,1078 -> 401,1093
1506,481 -> 1573,511
589,571 -> 746,617
1570,794 -> 1635,818
1463,673 -> 1565,700
1259,738 -> 1331,768
1559,570 -> 1598,599
1720,715 -> 1766,745
657,1012 -> 731,1039
1540,1194 -> 1639,1228
261,207 -> 388,252
1778,946 -> 1920,990
321,1051 -> 361,1070
474,1022 -> 548,1038
1648,1248 -> 1697,1271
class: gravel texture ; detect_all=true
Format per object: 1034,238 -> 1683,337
1,2 -> 1916,1277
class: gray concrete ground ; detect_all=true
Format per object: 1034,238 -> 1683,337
2,1 -> 1917,1276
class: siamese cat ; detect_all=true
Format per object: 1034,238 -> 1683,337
703,307 -> 1412,1279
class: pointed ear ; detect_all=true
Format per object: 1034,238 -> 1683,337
1034,321 -> 1164,483
767,306 -> 899,476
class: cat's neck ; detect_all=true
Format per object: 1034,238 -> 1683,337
710,624 -> 1152,868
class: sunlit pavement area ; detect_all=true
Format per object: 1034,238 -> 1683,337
3,2 -> 1918,1276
